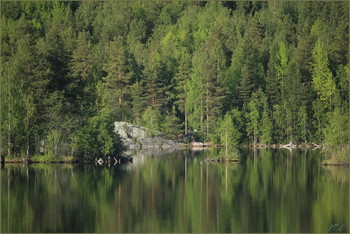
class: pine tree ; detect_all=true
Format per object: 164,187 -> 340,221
201,36 -> 227,139
69,31 -> 95,115
103,36 -> 133,120
142,41 -> 169,111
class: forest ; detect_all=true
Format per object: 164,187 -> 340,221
0,1 -> 349,159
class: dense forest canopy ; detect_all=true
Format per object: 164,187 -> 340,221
0,1 -> 349,159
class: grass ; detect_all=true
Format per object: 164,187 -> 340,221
5,155 -> 76,163
30,155 -> 75,163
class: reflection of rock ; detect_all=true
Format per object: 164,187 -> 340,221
190,142 -> 210,149
97,158 -> 104,165
125,148 -> 178,157
114,122 -> 181,149
124,148 -> 183,170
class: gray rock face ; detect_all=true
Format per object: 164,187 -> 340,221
114,122 -> 180,149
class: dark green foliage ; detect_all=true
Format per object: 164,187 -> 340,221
102,36 -> 133,120
74,107 -> 125,158
0,1 -> 348,160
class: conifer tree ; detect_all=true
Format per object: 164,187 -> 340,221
311,39 -> 336,109
131,81 -> 145,126
103,36 -> 133,120
163,106 -> 183,139
260,103 -> 273,144
174,49 -> 192,135
238,64 -> 254,107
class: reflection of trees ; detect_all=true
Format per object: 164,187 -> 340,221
0,149 -> 348,232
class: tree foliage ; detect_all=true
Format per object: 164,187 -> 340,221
0,1 -> 348,159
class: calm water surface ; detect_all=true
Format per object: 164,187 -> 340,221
0,149 -> 348,232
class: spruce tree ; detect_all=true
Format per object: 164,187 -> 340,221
311,39 -> 336,109
162,106 -> 183,139
131,81 -> 145,126
238,64 -> 254,107
174,49 -> 192,135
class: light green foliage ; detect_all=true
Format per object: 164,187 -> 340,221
324,107 -> 349,147
162,106 -> 183,139
186,54 -> 204,132
275,40 -> 289,101
142,106 -> 162,136
260,104 -> 273,144
217,112 -> 240,148
247,89 -> 268,144
46,129 -> 62,156
311,39 -> 336,108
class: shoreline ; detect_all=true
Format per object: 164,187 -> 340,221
2,144 -> 347,167
2,155 -> 132,165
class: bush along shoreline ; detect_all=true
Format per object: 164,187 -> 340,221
321,147 -> 350,166
3,141 -> 347,166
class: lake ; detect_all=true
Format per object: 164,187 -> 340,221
0,149 -> 348,232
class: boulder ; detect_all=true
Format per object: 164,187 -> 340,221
114,121 -> 181,149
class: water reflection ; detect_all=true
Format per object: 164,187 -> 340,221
0,149 -> 348,232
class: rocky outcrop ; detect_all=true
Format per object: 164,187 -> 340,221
114,122 -> 181,149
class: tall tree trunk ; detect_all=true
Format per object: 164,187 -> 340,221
7,88 -> 11,157
26,115 -> 29,158
7,121 -> 10,157
0,82 -> 2,161
254,125 -> 256,146
26,139 -> 29,158
185,110 -> 188,135
206,86 -> 209,138
225,129 -> 228,156
200,99 -> 203,132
